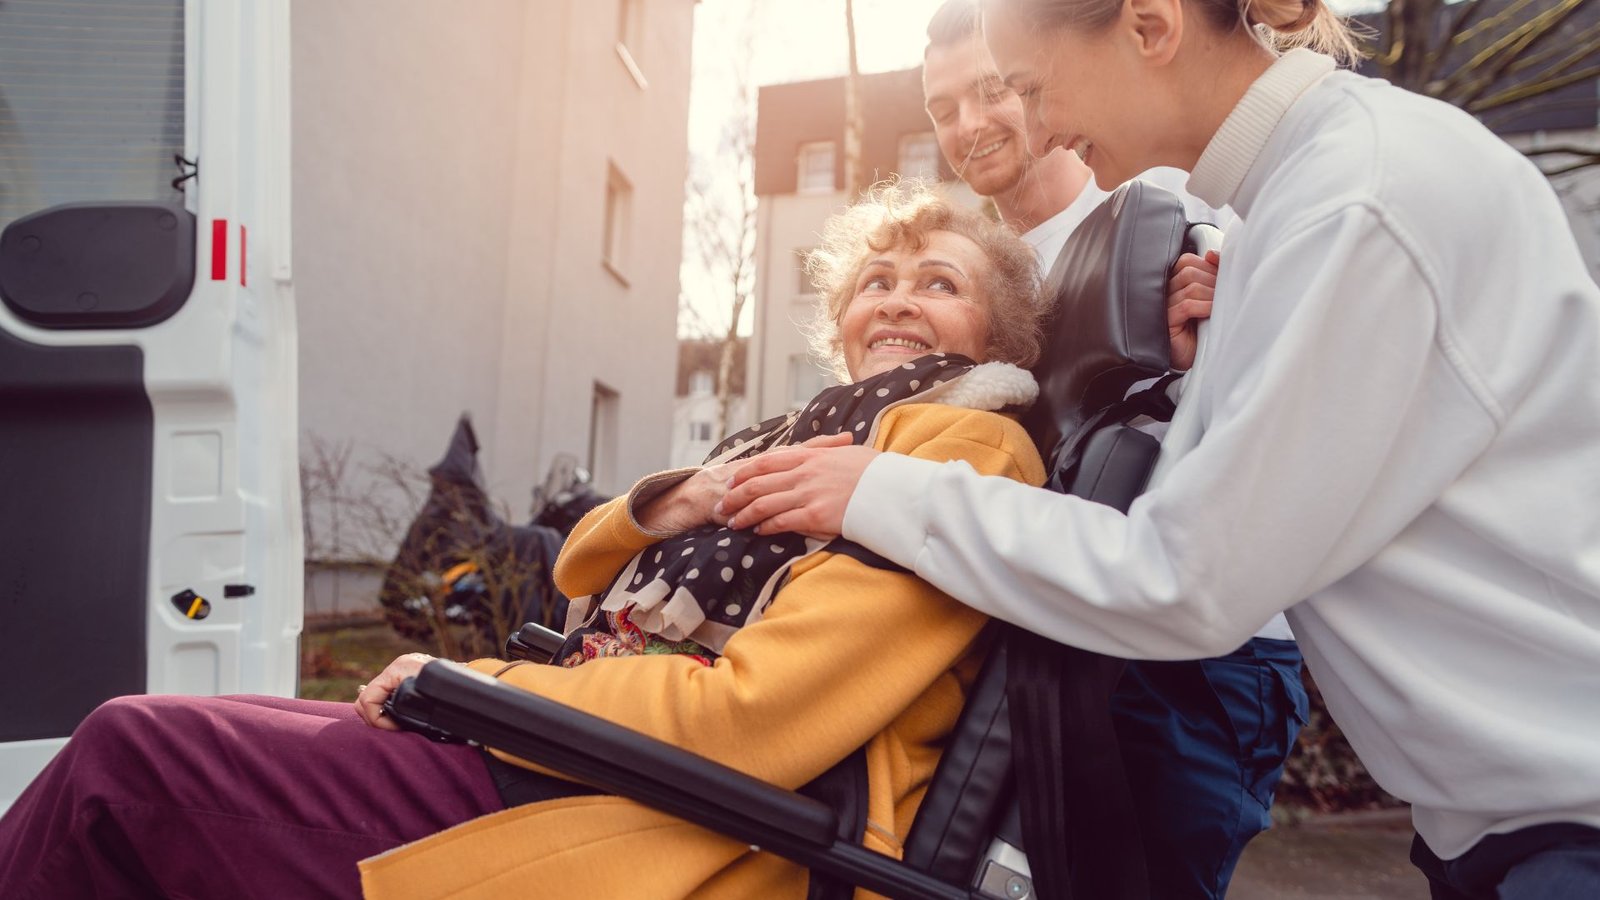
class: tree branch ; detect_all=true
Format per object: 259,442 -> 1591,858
1440,0 -> 1588,107
1468,62 -> 1600,111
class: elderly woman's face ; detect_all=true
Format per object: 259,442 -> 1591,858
841,230 -> 992,382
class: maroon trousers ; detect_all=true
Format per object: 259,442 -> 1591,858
0,694 -> 505,899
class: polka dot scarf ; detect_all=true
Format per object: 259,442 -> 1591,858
561,353 -> 1018,666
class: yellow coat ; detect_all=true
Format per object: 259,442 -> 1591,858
360,403 -> 1045,898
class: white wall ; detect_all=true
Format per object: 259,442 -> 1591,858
293,0 -> 693,557
670,391 -> 749,468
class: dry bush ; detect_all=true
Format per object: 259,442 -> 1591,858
302,429 -> 558,660
1276,670 -> 1407,814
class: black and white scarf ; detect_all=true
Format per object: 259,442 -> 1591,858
563,353 -> 1037,658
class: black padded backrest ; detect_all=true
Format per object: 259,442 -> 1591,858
902,184 -> 1190,890
900,184 -> 1189,887
901,632 -> 1012,881
1020,181 -> 1187,468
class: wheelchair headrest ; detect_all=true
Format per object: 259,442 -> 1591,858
1020,181 -> 1188,460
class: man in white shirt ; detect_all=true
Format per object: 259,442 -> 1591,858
919,4 -> 1298,897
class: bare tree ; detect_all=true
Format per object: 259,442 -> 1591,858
1373,0 -> 1600,175
843,0 -> 867,198
683,44 -> 758,437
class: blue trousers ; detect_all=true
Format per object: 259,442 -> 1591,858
1109,637 -> 1307,900
1411,823 -> 1600,899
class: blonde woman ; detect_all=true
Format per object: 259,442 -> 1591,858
721,2 -> 1600,897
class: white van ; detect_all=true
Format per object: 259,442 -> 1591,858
0,1 -> 300,811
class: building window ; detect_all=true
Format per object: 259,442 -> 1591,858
689,421 -> 713,442
788,355 -> 833,408
794,247 -> 816,295
0,0 -> 186,234
898,132 -> 941,181
689,370 -> 714,396
797,142 -> 836,194
602,163 -> 632,284
588,382 -> 620,493
615,0 -> 647,89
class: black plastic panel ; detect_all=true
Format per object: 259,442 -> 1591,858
0,202 -> 196,330
1023,181 -> 1184,462
0,328 -> 150,741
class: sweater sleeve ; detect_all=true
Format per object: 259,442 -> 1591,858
844,205 -> 1498,659
470,407 -> 1044,788
549,466 -> 702,600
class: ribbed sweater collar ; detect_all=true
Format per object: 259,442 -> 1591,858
1188,49 -> 1336,213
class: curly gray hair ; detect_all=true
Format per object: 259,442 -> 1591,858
803,179 -> 1043,381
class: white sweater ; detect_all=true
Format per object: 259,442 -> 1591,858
1021,169 -> 1296,642
843,50 -> 1600,859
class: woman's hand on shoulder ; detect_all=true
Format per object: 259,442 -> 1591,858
718,434 -> 870,540
355,652 -> 436,731
1168,249 -> 1219,371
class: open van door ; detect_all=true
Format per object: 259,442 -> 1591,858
0,1 -> 300,810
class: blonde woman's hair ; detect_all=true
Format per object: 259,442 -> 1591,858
987,0 -> 1362,66
804,179 -> 1043,382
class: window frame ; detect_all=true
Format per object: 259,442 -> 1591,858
588,381 -> 621,492
601,162 -> 633,286
796,141 -> 837,195
897,132 -> 941,181
787,354 -> 832,409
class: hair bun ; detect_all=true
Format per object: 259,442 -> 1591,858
1246,0 -> 1320,33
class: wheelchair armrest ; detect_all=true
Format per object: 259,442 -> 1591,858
504,621 -> 565,664
390,660 -> 974,900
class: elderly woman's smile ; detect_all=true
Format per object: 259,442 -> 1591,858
841,230 -> 993,381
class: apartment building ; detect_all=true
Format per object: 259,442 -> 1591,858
671,337 -> 749,467
746,66 -> 980,421
295,0 -> 695,556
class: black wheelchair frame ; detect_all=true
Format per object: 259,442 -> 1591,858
390,181 -> 1216,900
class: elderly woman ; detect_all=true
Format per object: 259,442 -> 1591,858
0,182 -> 1048,900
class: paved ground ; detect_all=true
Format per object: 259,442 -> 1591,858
1230,812 -> 1430,899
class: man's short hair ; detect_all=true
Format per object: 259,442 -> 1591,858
926,0 -> 980,51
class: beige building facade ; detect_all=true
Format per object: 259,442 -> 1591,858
294,0 -> 694,558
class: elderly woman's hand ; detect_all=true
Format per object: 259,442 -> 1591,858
636,462 -> 740,534
1167,249 -> 1219,371
718,434 -> 870,540
355,652 -> 436,731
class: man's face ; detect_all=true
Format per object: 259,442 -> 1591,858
923,37 -> 1031,198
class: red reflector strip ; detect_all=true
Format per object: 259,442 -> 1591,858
211,219 -> 228,280
240,225 -> 248,287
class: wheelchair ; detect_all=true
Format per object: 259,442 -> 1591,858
390,181 -> 1221,900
